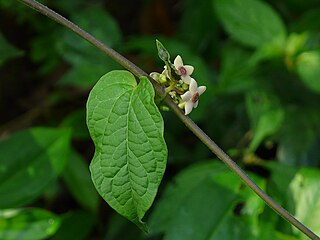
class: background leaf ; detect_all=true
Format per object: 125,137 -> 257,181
149,162 -> 266,240
0,127 -> 71,208
218,43 -> 256,93
62,148 -> 99,212
246,91 -> 284,151
296,51 -> 320,93
87,70 -> 167,230
289,168 -> 320,239
214,0 -> 286,48
0,208 -> 60,240
57,6 -> 122,88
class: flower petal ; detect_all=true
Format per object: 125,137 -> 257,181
181,75 -> 191,84
174,55 -> 183,68
189,78 -> 198,94
181,91 -> 192,101
197,86 -> 206,95
162,66 -> 169,78
184,101 -> 194,115
184,65 -> 194,75
193,100 -> 199,108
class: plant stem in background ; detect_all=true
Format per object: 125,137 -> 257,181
16,1 -> 320,239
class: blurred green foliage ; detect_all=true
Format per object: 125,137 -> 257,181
0,0 -> 320,239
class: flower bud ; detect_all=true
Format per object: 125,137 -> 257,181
150,72 -> 160,81
156,40 -> 170,62
159,74 -> 167,84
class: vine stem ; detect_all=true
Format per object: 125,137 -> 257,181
16,1 -> 319,239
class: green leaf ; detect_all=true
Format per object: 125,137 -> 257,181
0,208 -> 60,240
178,0 -> 218,53
149,162 -> 266,239
289,168 -> 320,239
274,232 -> 301,240
0,32 -> 23,66
0,127 -> 71,208
296,51 -> 320,93
264,162 -> 297,205
277,109 -> 319,166
57,6 -> 122,88
246,91 -> 284,151
214,0 -> 286,48
149,162 -> 234,234
58,6 -> 121,65
58,60 -> 120,89
250,108 -> 284,151
218,43 -> 256,93
62,149 -> 99,212
87,70 -> 167,230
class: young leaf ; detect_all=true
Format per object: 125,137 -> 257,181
246,91 -> 284,151
296,51 -> 320,93
0,127 -> 71,208
214,0 -> 286,48
87,70 -> 167,230
0,208 -> 60,240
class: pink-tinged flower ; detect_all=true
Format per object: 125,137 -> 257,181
181,78 -> 206,115
174,55 -> 194,84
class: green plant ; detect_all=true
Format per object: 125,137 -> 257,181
1,0 -> 320,239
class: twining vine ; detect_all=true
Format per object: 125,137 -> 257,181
16,0 -> 320,239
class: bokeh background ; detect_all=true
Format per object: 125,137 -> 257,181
0,0 -> 320,239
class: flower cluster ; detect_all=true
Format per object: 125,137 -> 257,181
150,41 -> 206,115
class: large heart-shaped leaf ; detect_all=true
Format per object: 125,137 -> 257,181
87,70 -> 167,230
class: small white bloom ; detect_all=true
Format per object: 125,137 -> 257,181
162,65 -> 169,78
174,55 -> 194,84
181,78 -> 206,115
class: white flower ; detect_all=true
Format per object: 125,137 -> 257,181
162,65 -> 169,78
174,55 -> 194,84
181,78 -> 206,115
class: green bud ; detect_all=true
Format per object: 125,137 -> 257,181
150,72 -> 160,81
156,39 -> 170,62
178,102 -> 185,109
182,83 -> 189,90
159,74 -> 167,83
